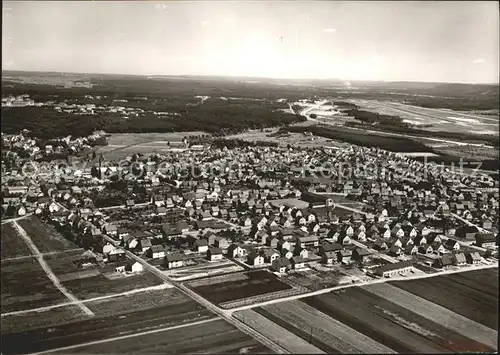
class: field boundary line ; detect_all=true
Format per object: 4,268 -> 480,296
2,283 -> 173,317
1,248 -> 84,262
11,221 -> 95,317
28,317 -> 219,355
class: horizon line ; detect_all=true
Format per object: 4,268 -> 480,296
2,69 -> 499,86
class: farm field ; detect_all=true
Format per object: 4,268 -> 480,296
1,258 -> 67,313
349,99 -> 499,135
43,250 -> 97,278
0,296 -> 215,354
254,300 -> 396,354
17,217 -> 78,253
363,282 -> 497,350
1,222 -> 32,259
390,268 -> 498,329
188,270 -> 292,305
302,285 -> 496,353
1,305 -> 89,334
49,318 -> 272,354
61,270 -> 164,300
234,309 -> 324,354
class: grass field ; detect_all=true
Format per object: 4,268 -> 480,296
0,301 -> 215,354
50,318 -> 271,354
234,309 -> 325,354
1,258 -> 67,313
17,217 -> 78,253
61,271 -> 164,300
255,300 -> 395,354
390,268 -> 498,329
189,270 -> 292,305
1,305 -> 89,334
1,223 -> 32,259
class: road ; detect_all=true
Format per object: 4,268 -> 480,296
30,318 -> 220,355
12,221 -> 95,317
1,213 -> 33,225
100,234 -> 289,354
1,248 -> 84,263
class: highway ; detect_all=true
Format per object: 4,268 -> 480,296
100,234 -> 289,354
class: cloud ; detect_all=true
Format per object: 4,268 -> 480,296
323,28 -> 336,33
201,21 -> 210,26
472,58 -> 485,64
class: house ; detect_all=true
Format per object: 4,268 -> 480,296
294,247 -> 309,259
247,250 -> 265,266
352,247 -> 371,262
337,249 -> 352,265
17,206 -> 26,216
444,239 -> 461,251
322,251 -> 336,265
290,256 -> 306,269
262,249 -> 280,263
474,233 -> 497,248
140,238 -> 153,253
456,225 -> 479,241
389,245 -> 402,257
164,253 -> 184,268
194,239 -> 209,253
432,254 -> 453,268
108,248 -> 127,262
418,244 -> 433,255
207,247 -> 223,261
296,235 -> 319,249
126,199 -> 135,208
176,221 -> 189,234
374,239 -> 388,251
266,236 -> 279,248
147,245 -> 166,259
125,261 -> 143,273
373,260 -> 413,277
227,244 -> 246,258
271,257 -> 291,273
452,252 -> 467,266
214,237 -> 229,250
465,252 -> 481,265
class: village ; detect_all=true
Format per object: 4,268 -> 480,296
2,130 -> 498,295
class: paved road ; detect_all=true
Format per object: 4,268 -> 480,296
12,221 -> 95,317
30,318 -> 219,355
100,234 -> 289,354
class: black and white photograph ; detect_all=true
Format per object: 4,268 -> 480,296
1,1 -> 499,354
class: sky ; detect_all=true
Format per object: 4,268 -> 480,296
2,1 -> 499,83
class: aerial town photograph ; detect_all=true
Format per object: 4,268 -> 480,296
1,1 -> 498,354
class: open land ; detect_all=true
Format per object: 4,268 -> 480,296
1,222 -> 32,259
48,318 -> 272,355
17,217 -> 78,253
188,270 -> 292,305
1,258 -> 68,313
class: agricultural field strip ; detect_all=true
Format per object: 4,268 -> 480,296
100,233 -> 289,354
234,309 -> 325,354
28,317 -> 219,355
263,300 -> 396,354
226,264 -> 498,313
1,248 -> 84,262
1,283 -> 173,317
363,282 -> 497,348
11,221 -> 95,317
